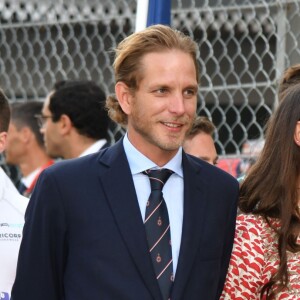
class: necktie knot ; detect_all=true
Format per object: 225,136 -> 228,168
143,169 -> 173,191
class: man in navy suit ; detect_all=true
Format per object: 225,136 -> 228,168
11,25 -> 239,300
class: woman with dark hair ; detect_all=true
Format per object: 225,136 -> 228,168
221,84 -> 300,299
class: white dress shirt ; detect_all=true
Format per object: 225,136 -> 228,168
20,168 -> 41,190
123,134 -> 184,276
79,139 -> 107,157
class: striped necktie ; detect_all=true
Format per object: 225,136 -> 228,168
143,169 -> 174,300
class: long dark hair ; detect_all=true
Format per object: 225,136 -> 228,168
239,84 -> 300,298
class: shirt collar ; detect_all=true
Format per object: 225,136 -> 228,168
123,133 -> 183,177
79,139 -> 107,157
21,168 -> 41,188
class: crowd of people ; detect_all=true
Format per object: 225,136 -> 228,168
0,24 -> 300,300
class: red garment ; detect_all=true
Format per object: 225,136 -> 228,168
221,214 -> 300,299
23,160 -> 55,197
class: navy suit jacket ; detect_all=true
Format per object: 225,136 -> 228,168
12,139 -> 239,300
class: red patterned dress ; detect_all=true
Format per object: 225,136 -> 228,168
220,214 -> 300,299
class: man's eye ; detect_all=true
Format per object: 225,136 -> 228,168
156,88 -> 167,94
184,89 -> 196,96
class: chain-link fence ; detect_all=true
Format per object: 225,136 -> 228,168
1,0 -> 300,178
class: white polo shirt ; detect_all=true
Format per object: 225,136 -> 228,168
0,168 -> 28,299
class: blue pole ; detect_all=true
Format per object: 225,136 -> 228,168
147,0 -> 171,26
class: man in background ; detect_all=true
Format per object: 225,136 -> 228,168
183,116 -> 218,165
0,89 -> 28,300
37,80 -> 110,159
5,101 -> 54,197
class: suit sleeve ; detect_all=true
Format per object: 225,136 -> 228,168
11,169 -> 68,300
216,181 -> 239,299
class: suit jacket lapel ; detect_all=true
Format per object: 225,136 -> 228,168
97,140 -> 162,300
171,153 -> 209,299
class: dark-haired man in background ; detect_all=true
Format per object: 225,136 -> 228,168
37,80 -> 110,159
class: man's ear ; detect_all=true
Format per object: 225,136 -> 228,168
294,121 -> 300,146
115,82 -> 133,115
59,114 -> 73,135
0,132 -> 7,152
21,127 -> 32,144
